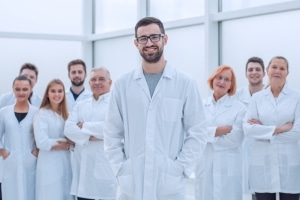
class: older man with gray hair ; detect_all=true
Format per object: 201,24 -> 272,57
64,67 -> 116,200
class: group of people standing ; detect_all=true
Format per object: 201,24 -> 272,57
195,56 -> 300,200
0,16 -> 299,200
0,60 -> 116,200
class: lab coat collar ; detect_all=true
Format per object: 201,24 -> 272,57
205,93 -> 232,107
133,61 -> 175,80
263,84 -> 292,96
92,92 -> 110,102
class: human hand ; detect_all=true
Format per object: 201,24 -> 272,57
274,122 -> 293,135
248,118 -> 262,125
32,149 -> 39,157
215,126 -> 232,137
77,122 -> 84,129
89,136 -> 103,141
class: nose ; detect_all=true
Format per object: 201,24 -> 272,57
145,38 -> 154,46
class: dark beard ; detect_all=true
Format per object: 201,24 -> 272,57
140,49 -> 163,63
71,80 -> 84,86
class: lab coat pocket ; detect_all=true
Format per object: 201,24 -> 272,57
162,98 -> 183,122
117,159 -> 134,197
158,158 -> 185,196
3,152 -> 16,179
25,151 -> 37,171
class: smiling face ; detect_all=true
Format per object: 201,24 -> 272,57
89,69 -> 112,100
212,69 -> 232,100
267,58 -> 288,86
48,83 -> 65,109
246,62 -> 265,86
13,80 -> 32,103
68,64 -> 86,86
134,23 -> 168,64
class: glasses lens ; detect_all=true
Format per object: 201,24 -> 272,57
138,37 -> 147,44
150,35 -> 160,42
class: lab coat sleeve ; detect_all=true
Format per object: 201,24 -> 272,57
207,126 -> 217,143
213,105 -> 245,151
243,98 -> 275,140
33,110 -> 61,151
64,103 -> 90,146
104,83 -> 127,175
0,110 -> 4,149
81,121 -> 104,139
175,80 -> 207,178
0,94 -> 8,109
272,98 -> 300,143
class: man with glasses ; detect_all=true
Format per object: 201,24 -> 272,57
104,17 -> 207,200
64,67 -> 116,200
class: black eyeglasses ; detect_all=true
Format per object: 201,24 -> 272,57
136,34 -> 165,44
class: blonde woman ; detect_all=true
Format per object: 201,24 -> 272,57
34,79 -> 74,200
243,56 -> 300,200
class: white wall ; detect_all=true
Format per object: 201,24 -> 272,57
164,25 -> 206,97
93,35 -> 139,82
221,10 -> 300,90
0,38 -> 83,97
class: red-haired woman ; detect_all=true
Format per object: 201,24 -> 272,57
195,65 -> 246,200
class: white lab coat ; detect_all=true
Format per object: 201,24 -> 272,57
64,93 -> 116,199
235,86 -> 252,107
0,91 -> 41,183
65,88 -> 91,112
104,64 -> 207,200
243,84 -> 300,193
33,108 -> 73,200
0,104 -> 38,200
195,94 -> 245,200
235,86 -> 255,194
0,91 -> 42,108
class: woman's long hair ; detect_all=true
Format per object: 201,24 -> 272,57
40,79 -> 68,120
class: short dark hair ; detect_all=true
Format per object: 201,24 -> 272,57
67,59 -> 86,73
135,17 -> 165,38
245,57 -> 265,72
13,75 -> 32,87
19,63 -> 39,78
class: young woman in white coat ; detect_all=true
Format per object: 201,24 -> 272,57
195,65 -> 246,200
33,79 -> 74,200
0,75 -> 39,200
243,56 -> 300,200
